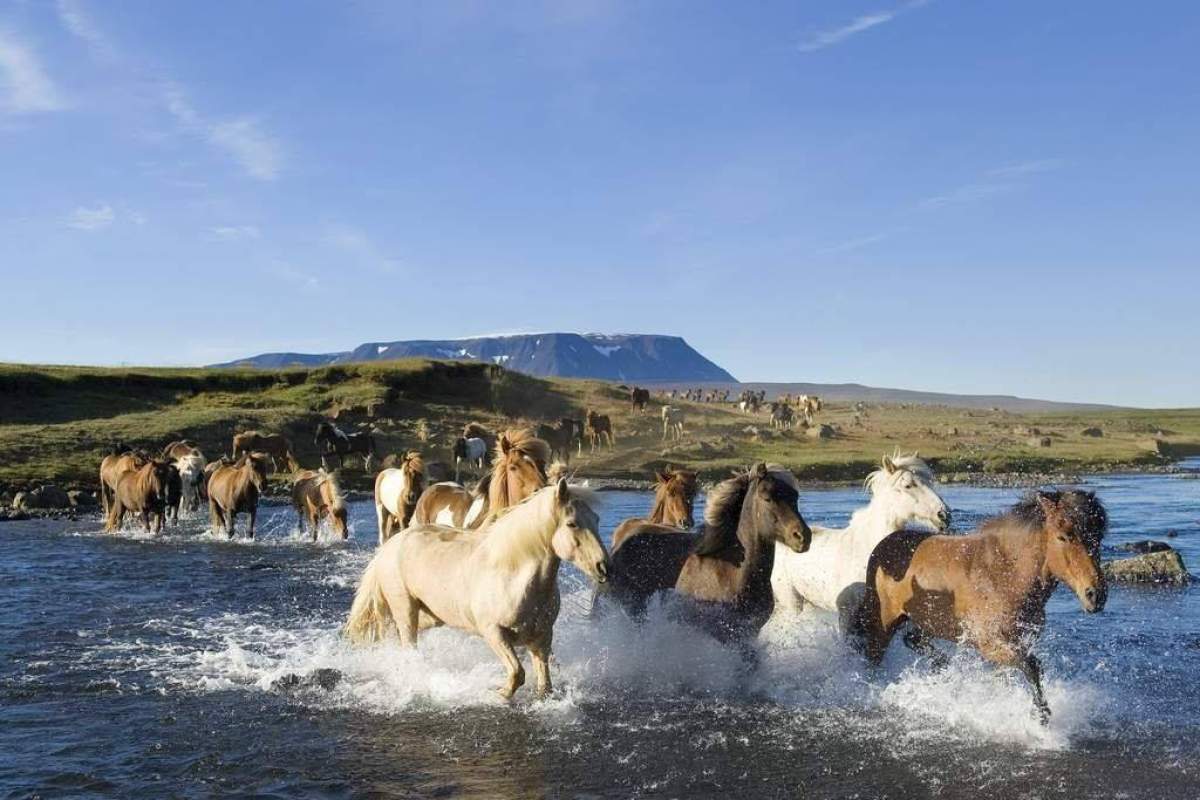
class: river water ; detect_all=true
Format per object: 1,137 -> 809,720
2,462 -> 1198,798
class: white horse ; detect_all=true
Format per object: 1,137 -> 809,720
173,452 -> 207,513
453,436 -> 487,482
345,479 -> 609,699
661,405 -> 684,441
373,453 -> 426,545
770,452 -> 950,630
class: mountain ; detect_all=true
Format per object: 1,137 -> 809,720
212,333 -> 738,383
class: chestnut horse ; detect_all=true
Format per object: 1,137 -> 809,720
208,452 -> 272,538
410,430 -> 550,530
99,447 -> 148,517
232,431 -> 298,474
610,467 -> 698,551
585,410 -> 614,451
373,452 -> 427,544
292,469 -> 349,540
606,463 -> 812,640
534,419 -> 577,465
852,490 -> 1108,724
105,459 -> 173,534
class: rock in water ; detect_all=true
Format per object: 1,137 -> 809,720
1104,547 -> 1190,586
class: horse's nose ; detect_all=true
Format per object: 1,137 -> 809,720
595,560 -> 608,583
1084,585 -> 1106,612
937,509 -> 952,529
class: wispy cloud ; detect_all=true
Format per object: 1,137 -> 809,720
917,159 -> 1063,210
987,158 -> 1065,178
816,228 -> 906,255
798,0 -> 929,53
55,0 -> 117,61
66,204 -> 116,230
0,30 -> 66,114
211,225 -> 261,240
208,118 -> 283,181
323,224 -> 401,273
268,261 -> 320,292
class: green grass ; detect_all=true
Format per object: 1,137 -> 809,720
1,359 -> 1198,492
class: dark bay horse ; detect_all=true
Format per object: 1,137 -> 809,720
611,467 -> 698,551
606,463 -> 811,640
852,490 -> 1108,724
631,386 -> 650,412
232,431 -> 298,473
585,410 -> 614,451
534,419 -> 579,465
314,421 -> 377,470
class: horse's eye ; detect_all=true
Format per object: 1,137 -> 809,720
1058,535 -> 1069,543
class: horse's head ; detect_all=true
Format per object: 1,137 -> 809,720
868,452 -> 951,532
654,467 -> 697,529
491,432 -> 549,510
402,452 -> 426,505
245,451 -> 272,491
747,462 -> 811,553
550,478 -> 608,584
1038,490 -> 1108,613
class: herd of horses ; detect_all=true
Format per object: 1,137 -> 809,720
95,413 -> 1107,725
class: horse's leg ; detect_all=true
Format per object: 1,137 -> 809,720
248,507 -> 257,539
482,627 -> 525,700
528,632 -> 553,698
208,497 -> 221,535
1021,653 -> 1051,725
978,640 -> 1050,725
902,627 -> 948,670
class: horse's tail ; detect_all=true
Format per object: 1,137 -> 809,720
849,547 -> 885,656
344,551 -> 393,644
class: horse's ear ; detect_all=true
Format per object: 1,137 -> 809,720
556,477 -> 570,505
882,455 -> 897,473
500,434 -> 512,455
655,469 -> 670,484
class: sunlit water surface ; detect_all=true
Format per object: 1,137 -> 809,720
3,461 -> 1198,798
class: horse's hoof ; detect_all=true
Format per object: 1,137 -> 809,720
493,687 -> 516,701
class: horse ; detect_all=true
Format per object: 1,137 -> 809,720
163,463 -> 183,526
606,463 -> 811,639
661,405 -> 685,441
105,459 -> 173,534
451,436 -> 487,481
292,469 -> 349,540
631,386 -> 650,412
410,430 -> 550,530
534,420 -> 577,465
462,422 -> 496,455
852,490 -> 1108,724
373,452 -> 427,544
769,402 -> 794,430
585,410 -> 614,451
232,431 -> 298,474
314,421 -> 376,470
610,467 -> 698,551
170,450 -> 207,513
770,453 -> 950,630
161,439 -> 199,462
202,456 -> 231,496
208,452 -> 271,538
344,479 -> 608,700
99,447 -> 148,517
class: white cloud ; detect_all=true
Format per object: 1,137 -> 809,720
66,204 -> 116,230
128,210 -> 147,225
211,225 -> 261,240
988,159 -> 1065,177
55,0 -> 117,61
0,30 -> 66,114
209,118 -> 283,181
323,224 -> 401,273
798,0 -> 929,53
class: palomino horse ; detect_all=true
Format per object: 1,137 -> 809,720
631,386 -> 650,411
99,447 -> 148,517
585,410 -> 614,451
607,463 -> 812,639
771,453 -> 950,630
345,479 -> 608,699
411,430 -> 551,530
661,405 -> 684,441
373,452 -> 427,544
232,431 -> 298,474
314,421 -> 377,470
105,459 -> 173,534
852,490 -> 1108,724
451,437 -> 487,481
610,467 -> 698,551
534,419 -> 577,465
292,469 -> 349,540
208,452 -> 271,538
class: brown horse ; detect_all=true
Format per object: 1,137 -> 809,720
534,419 -> 578,465
852,490 -> 1108,724
105,459 -> 173,534
208,452 -> 272,538
99,448 -> 148,517
610,468 -> 698,551
585,410 -> 614,451
606,463 -> 812,639
631,386 -> 650,412
410,430 -> 550,530
231,431 -> 298,473
292,469 -> 349,540
161,439 -> 200,461
373,452 -> 427,543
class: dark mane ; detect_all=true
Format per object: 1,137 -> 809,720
1008,489 -> 1108,546
692,471 -> 750,559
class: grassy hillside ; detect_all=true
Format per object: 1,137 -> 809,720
1,360 -> 1199,493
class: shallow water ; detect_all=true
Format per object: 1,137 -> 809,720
2,463 -> 1199,798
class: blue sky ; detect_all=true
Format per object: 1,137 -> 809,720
1,1 -> 1197,406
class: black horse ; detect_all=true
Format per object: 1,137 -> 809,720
314,421 -> 377,469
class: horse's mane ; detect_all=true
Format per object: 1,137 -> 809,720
1007,489 -> 1108,546
318,470 -> 345,510
864,450 -> 934,494
494,428 -> 552,467
693,464 -> 796,557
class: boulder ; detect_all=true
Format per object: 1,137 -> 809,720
68,490 -> 98,508
1081,427 -> 1104,438
1103,547 -> 1190,586
807,424 -> 835,440
1028,436 -> 1052,448
13,485 -> 72,510
1115,540 -> 1173,555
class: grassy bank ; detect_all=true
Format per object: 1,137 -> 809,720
1,360 -> 1198,493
